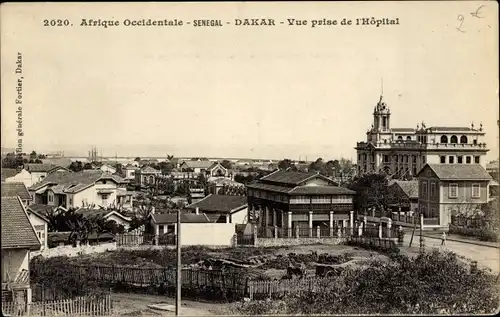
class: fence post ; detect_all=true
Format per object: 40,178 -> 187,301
154,234 -> 159,246
274,226 -> 278,239
350,211 -> 354,236
232,234 -> 238,247
387,219 -> 392,239
337,227 -> 342,238
358,222 -> 363,236
295,226 -> 299,239
316,226 -> 320,238
253,225 -> 258,245
378,223 -> 382,239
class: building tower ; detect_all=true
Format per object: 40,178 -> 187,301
373,95 -> 391,132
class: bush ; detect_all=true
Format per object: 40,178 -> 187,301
236,249 -> 499,315
449,224 -> 498,242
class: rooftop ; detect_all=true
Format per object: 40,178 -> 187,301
25,163 -> 67,173
151,212 -> 211,224
187,194 -> 247,213
422,164 -> 492,180
389,180 -> 419,199
1,197 -> 41,250
30,170 -> 127,193
180,160 -> 215,169
26,204 -> 56,217
1,182 -> 31,201
260,170 -> 323,185
1,168 -> 19,181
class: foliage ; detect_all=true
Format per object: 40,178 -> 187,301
221,160 -> 233,170
347,173 -> 395,215
449,224 -> 498,242
1,152 -> 25,168
236,249 -> 499,315
277,159 -> 297,171
69,160 -> 84,172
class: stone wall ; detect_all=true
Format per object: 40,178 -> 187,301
255,237 -> 346,247
31,242 -> 117,258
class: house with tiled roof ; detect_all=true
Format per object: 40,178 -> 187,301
416,164 -> 492,229
134,166 -> 161,188
179,160 -> 214,174
186,194 -> 248,224
247,170 -> 356,237
24,163 -> 69,186
74,208 -> 132,231
388,180 -> 419,214
1,196 -> 41,303
1,182 -> 32,206
121,164 -> 139,181
29,170 -> 133,210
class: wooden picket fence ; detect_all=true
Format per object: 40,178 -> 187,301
247,277 -> 332,300
71,265 -> 247,298
2,294 -> 112,316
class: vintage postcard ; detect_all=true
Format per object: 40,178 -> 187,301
1,1 -> 499,316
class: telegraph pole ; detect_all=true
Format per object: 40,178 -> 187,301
176,208 -> 182,316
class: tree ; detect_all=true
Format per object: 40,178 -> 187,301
347,173 -> 394,215
167,154 -> 175,161
83,163 -> 93,170
134,157 -> 141,162
278,159 -> 297,171
29,151 -> 37,160
309,158 -> 327,176
158,161 -> 174,174
339,158 -> 353,175
69,161 -> 84,172
221,160 -> 233,170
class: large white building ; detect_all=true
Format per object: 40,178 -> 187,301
355,95 -> 489,178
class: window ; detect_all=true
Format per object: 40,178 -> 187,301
473,139 -> 477,145
407,136 -> 411,141
159,225 -> 164,233
358,154 -> 362,161
449,184 -> 458,198
398,136 -> 403,140
466,156 -> 471,164
440,156 -> 446,163
102,180 -> 107,184
69,198 -> 73,206
383,155 -> 389,163
37,232 -> 41,238
430,183 -> 436,198
449,156 -> 454,164
450,135 -> 458,144
422,181 -> 427,197
440,135 -> 448,143
474,156 -> 480,164
422,156 -> 426,164
472,184 -> 480,198
413,156 -> 417,163
457,156 -> 463,164
460,135 -> 468,144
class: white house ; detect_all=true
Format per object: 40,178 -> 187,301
26,206 -> 50,250
122,164 -> 139,181
24,164 -> 69,186
74,208 -> 132,231
186,194 -> 248,224
3,169 -> 34,188
99,164 -> 117,174
1,196 -> 42,305
29,170 -> 133,210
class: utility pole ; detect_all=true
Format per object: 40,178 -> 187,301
176,208 -> 182,316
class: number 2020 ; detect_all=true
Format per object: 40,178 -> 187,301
43,19 -> 71,27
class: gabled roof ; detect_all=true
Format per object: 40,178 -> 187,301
1,196 -> 41,250
26,206 -> 49,223
74,208 -> 132,222
29,170 -> 127,193
1,168 -> 19,181
151,212 -> 211,224
25,163 -> 68,173
26,204 -> 56,217
389,180 -> 419,199
1,182 -> 31,201
180,160 -> 214,169
289,186 -> 355,195
139,166 -> 161,174
187,194 -> 247,214
207,162 -> 227,171
259,170 -> 332,186
41,158 -> 73,168
418,164 -> 492,181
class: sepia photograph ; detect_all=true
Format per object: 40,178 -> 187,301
1,1 -> 499,316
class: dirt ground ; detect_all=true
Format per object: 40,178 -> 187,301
110,292 -> 231,316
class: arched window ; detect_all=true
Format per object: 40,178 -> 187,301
397,136 -> 403,140
440,135 -> 448,143
460,135 -> 468,144
450,135 -> 458,144
406,136 -> 411,141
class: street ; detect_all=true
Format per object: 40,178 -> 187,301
403,234 -> 500,274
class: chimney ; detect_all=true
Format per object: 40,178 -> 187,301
195,207 -> 199,215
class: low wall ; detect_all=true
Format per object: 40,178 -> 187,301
181,223 -> 235,247
256,237 -> 346,247
31,242 -> 117,258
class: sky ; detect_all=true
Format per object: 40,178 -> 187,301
1,1 -> 498,161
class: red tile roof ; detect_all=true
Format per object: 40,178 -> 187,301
30,170 -> 127,193
1,197 -> 41,250
1,182 -> 31,201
